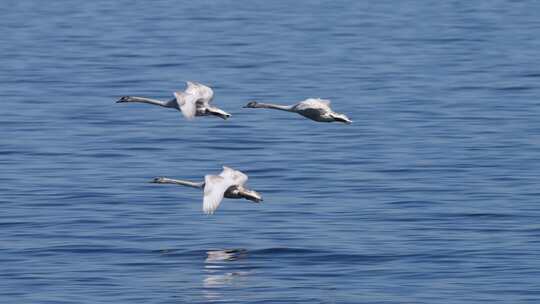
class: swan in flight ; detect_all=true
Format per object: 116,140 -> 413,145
151,166 -> 262,214
244,98 -> 352,124
117,81 -> 231,120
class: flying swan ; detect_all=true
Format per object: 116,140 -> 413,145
151,166 -> 262,214
244,98 -> 352,124
117,81 -> 231,120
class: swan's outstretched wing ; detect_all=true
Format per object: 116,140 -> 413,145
220,166 -> 248,186
314,98 -> 331,106
174,91 -> 199,119
297,98 -> 332,110
203,175 -> 236,214
185,81 -> 214,104
194,82 -> 214,103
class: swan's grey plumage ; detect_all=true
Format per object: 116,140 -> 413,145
117,81 -> 231,120
151,166 -> 262,215
244,98 -> 352,124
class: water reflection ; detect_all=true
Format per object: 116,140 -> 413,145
206,248 -> 247,262
203,249 -> 251,301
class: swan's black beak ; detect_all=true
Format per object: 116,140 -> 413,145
116,96 -> 128,103
243,101 -> 257,108
149,177 -> 162,183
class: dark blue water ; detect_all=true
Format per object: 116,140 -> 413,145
3,1 -> 540,303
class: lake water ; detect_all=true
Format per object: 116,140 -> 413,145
2,1 -> 540,303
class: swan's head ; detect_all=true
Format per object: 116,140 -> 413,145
331,112 -> 352,124
117,96 -> 134,103
150,177 -> 167,183
243,101 -> 259,108
243,188 -> 263,203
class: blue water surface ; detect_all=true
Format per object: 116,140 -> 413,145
2,1 -> 540,303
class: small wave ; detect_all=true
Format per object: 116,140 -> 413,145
493,86 -> 533,92
44,244 -> 147,255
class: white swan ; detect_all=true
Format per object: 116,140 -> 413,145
244,98 -> 352,124
151,166 -> 262,214
117,81 -> 231,120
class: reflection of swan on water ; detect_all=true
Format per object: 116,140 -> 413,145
203,249 -> 251,293
206,249 -> 248,262
203,271 -> 250,288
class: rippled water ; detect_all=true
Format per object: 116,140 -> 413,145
2,1 -> 540,303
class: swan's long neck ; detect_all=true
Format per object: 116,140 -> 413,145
254,102 -> 295,112
155,177 -> 204,189
125,97 -> 171,107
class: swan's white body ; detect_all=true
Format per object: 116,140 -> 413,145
117,81 -> 231,120
152,166 -> 262,214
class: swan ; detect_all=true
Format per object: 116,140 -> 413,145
117,81 -> 231,120
151,166 -> 262,214
243,98 -> 352,124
